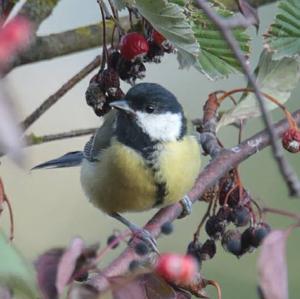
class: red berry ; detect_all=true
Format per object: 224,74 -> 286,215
155,253 -> 198,284
282,128 -> 300,153
151,30 -> 166,46
120,32 -> 149,61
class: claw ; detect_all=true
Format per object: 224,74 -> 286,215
109,212 -> 159,254
130,226 -> 159,254
178,195 -> 192,219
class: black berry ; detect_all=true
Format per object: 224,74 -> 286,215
186,240 -> 202,265
200,239 -> 216,260
129,260 -> 141,272
222,229 -> 242,256
205,215 -> 226,239
231,205 -> 251,227
134,242 -> 149,256
107,235 -> 119,249
251,223 -> 271,247
161,222 -> 174,235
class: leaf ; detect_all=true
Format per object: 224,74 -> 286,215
257,230 -> 289,299
112,0 -> 134,10
217,50 -> 300,129
264,0 -> 300,60
0,232 -> 39,299
35,248 -> 64,299
68,284 -> 99,299
191,5 -> 251,79
56,238 -> 85,295
134,0 -> 200,68
0,83 -> 24,165
237,0 -> 259,31
111,273 -> 184,299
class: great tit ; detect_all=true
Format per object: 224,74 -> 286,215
34,83 -> 201,250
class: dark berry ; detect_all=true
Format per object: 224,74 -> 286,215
120,32 -> 149,61
74,271 -> 89,282
129,260 -> 140,272
107,235 -> 119,249
161,222 -> 174,235
241,227 -> 255,253
200,239 -> 216,260
251,223 -> 271,247
282,128 -> 300,153
134,242 -> 149,256
108,50 -> 121,70
205,215 -> 226,239
222,229 -> 242,256
144,41 -> 164,63
85,82 -> 109,116
231,205 -> 251,227
186,240 -> 202,265
216,206 -> 232,222
100,68 -> 120,93
151,30 -> 166,46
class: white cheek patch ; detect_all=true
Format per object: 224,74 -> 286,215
135,111 -> 182,141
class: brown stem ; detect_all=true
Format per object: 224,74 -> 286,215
26,127 -> 97,146
22,56 -> 101,131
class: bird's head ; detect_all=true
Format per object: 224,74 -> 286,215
110,83 -> 186,142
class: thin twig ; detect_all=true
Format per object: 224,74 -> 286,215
195,0 -> 300,197
22,56 -> 101,131
26,128 -> 97,146
87,109 -> 300,293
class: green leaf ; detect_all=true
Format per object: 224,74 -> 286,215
217,50 -> 300,129
265,0 -> 300,59
0,232 -> 39,299
191,5 -> 251,79
134,0 -> 200,68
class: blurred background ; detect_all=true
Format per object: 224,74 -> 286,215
1,0 -> 300,298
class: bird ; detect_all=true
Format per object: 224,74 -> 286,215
33,83 -> 201,251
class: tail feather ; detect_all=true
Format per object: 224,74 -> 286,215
32,151 -> 84,169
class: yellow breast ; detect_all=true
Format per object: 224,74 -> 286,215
80,136 -> 201,214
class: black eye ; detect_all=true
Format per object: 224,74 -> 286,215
145,105 -> 155,113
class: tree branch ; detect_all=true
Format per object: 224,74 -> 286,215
194,0 -> 300,197
22,56 -> 101,131
26,127 -> 97,146
13,17 -> 129,68
18,0 -> 61,32
87,108 -> 300,294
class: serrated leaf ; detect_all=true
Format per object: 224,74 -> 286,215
217,50 -> 300,129
191,5 -> 251,79
265,0 -> 300,59
0,232 -> 39,299
135,0 -> 199,68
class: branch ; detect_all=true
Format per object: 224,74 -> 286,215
194,0 -> 300,197
218,0 -> 278,11
13,17 -> 129,68
18,0 -> 61,32
22,56 -> 101,131
26,127 -> 97,146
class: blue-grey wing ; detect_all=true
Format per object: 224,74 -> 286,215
32,110 -> 117,169
83,110 -> 116,161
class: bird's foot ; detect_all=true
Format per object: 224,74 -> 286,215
129,225 -> 159,254
178,195 -> 192,219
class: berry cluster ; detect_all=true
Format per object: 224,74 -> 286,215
187,170 -> 271,265
85,29 -> 173,116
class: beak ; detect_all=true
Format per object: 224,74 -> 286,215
109,100 -> 135,114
